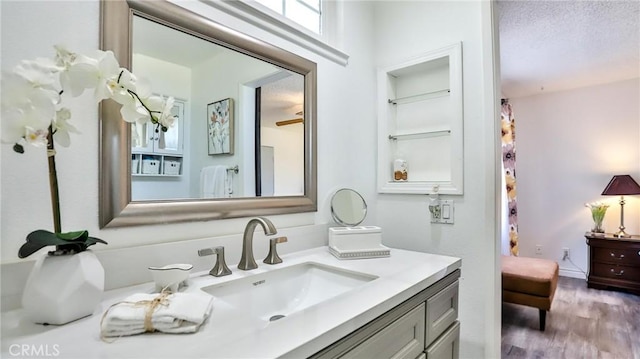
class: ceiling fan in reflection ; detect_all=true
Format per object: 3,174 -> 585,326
276,111 -> 303,127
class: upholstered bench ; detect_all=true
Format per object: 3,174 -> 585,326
501,255 -> 559,331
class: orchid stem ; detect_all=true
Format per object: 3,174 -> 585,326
126,89 -> 160,121
46,125 -> 62,234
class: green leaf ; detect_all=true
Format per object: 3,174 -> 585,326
18,230 -> 67,258
56,230 -> 89,242
17,229 -> 108,258
86,236 -> 109,246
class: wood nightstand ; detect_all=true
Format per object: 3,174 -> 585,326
585,232 -> 640,295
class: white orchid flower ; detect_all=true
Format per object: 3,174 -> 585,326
1,72 -> 58,114
52,108 -> 79,147
157,96 -> 176,129
108,69 -> 139,106
14,58 -> 61,92
58,48 -> 123,101
1,104 -> 52,146
1,72 -> 56,144
54,45 -> 76,68
144,95 -> 176,129
24,126 -> 49,147
59,57 -> 100,97
3,46 -> 159,151
93,51 -> 127,102
120,100 -> 150,124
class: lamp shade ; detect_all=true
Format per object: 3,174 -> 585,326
601,175 -> 640,196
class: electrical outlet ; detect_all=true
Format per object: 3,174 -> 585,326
562,248 -> 570,261
535,245 -> 542,255
429,200 -> 454,224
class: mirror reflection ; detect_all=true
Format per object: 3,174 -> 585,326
331,189 -> 368,226
130,15 -> 304,201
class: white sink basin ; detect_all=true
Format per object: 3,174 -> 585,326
200,262 -> 377,332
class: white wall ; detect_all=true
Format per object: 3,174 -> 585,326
511,78 -> 640,277
371,2 -> 499,358
262,125 -> 304,196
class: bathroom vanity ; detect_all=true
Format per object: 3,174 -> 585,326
1,247 -> 460,359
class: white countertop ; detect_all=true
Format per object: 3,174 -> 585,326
1,246 -> 461,359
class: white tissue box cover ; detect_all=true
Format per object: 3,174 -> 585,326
328,226 -> 389,259
329,226 -> 382,250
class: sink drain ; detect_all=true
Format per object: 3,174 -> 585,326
269,314 -> 286,322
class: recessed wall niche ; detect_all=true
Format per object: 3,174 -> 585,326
377,42 -> 463,195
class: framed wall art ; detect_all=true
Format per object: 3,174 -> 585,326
207,98 -> 234,155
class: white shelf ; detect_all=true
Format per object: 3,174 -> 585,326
388,130 -> 451,140
131,153 -> 183,177
388,89 -> 450,105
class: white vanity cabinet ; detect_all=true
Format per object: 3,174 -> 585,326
132,100 -> 185,176
377,43 -> 463,195
311,269 -> 460,359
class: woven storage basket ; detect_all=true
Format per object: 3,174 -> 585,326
163,160 -> 181,175
141,158 -> 160,174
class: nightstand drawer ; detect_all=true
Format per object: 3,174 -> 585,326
591,262 -> 640,280
592,247 -> 640,266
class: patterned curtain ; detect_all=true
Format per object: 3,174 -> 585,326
501,99 -> 519,256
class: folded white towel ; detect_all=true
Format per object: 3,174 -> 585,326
101,291 -> 214,337
200,165 -> 228,198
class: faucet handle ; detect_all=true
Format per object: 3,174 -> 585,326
198,246 -> 232,277
263,237 -> 287,265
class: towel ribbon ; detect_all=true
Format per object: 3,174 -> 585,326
100,291 -> 171,342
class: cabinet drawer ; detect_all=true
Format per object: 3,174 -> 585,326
591,262 -> 640,281
592,247 -> 640,266
341,303 -> 425,359
425,321 -> 460,359
426,281 -> 458,345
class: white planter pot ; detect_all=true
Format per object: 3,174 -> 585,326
22,251 -> 105,325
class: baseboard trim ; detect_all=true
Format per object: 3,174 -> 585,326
559,268 -> 586,280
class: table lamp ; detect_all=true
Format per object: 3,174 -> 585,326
601,175 -> 640,237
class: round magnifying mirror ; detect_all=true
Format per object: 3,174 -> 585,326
330,188 -> 367,226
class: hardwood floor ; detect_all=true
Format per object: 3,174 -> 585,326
501,276 -> 640,358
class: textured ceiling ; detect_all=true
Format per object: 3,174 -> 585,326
261,74 -> 304,128
498,0 -> 640,98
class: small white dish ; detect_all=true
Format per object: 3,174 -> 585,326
148,263 -> 193,292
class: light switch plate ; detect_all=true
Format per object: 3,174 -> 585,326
430,200 -> 454,224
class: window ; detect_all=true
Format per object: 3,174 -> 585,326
255,0 -> 322,34
202,0 -> 348,65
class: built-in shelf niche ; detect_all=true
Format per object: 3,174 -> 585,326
377,42 -> 463,195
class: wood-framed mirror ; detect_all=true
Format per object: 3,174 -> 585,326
99,0 -> 317,228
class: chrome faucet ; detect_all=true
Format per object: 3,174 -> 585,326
238,217 -> 277,270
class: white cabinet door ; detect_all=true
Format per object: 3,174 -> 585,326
132,99 -> 184,156
426,282 -> 459,345
154,100 -> 184,155
425,321 -> 460,359
341,303 -> 426,359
